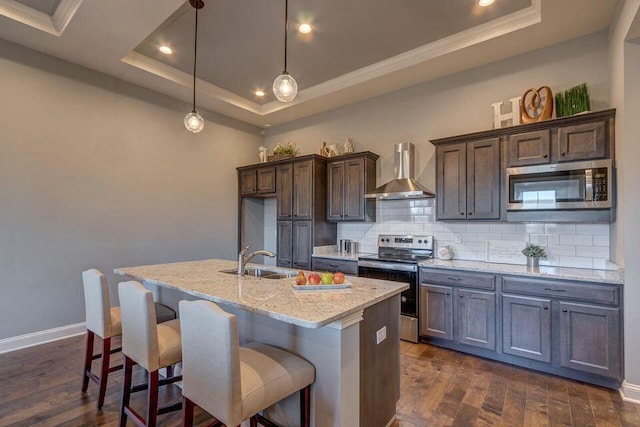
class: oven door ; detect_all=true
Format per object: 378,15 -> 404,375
358,264 -> 418,343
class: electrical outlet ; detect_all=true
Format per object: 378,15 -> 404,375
376,326 -> 387,344
454,233 -> 462,244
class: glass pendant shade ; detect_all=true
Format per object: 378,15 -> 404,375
184,110 -> 204,133
273,72 -> 298,103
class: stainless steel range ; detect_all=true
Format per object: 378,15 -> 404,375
358,234 -> 433,343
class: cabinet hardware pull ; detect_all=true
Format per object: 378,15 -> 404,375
329,264 -> 338,268
460,212 -> 465,215
459,294 -> 464,298
561,152 -> 566,156
543,306 -> 549,310
543,154 -> 548,158
468,212 -> 473,216
562,308 -> 568,312
544,288 -> 566,292
446,292 -> 450,296
448,277 -> 463,281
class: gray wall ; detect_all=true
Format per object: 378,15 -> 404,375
0,39 -> 262,339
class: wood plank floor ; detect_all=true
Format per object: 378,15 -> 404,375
0,335 -> 639,426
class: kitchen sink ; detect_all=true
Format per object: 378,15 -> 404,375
219,268 -> 297,280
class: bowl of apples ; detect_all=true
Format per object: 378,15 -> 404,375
292,271 -> 351,290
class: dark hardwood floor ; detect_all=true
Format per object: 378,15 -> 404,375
0,335 -> 638,426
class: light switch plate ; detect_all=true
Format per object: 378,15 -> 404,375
454,233 -> 462,244
376,326 -> 387,344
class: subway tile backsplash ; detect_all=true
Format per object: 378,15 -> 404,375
337,199 -> 613,270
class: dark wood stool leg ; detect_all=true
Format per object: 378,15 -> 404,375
166,365 -> 174,378
147,370 -> 159,427
81,330 -> 95,392
250,416 -> 258,427
120,356 -> 133,427
182,396 -> 194,427
97,337 -> 112,410
301,385 -> 311,427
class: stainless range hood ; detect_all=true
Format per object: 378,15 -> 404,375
365,142 -> 435,200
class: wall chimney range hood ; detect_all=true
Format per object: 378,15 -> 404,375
365,142 -> 435,200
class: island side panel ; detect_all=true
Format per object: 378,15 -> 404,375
360,294 -> 401,427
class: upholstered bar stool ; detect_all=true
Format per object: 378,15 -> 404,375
118,281 -> 183,427
81,268 -> 124,410
179,300 -> 315,427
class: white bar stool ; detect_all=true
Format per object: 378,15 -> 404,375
118,281 -> 182,427
179,300 -> 315,427
81,268 -> 123,410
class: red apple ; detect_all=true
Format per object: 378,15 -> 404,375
333,272 -> 346,284
308,273 -> 321,285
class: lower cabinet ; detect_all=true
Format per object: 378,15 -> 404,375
419,267 -> 623,388
419,285 -> 496,350
558,302 -> 621,378
277,220 -> 313,269
502,294 -> 552,363
276,221 -> 292,267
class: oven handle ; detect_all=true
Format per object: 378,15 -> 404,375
357,260 -> 417,272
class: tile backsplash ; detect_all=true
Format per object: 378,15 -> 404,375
337,199 -> 613,270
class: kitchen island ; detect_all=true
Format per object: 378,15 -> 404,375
115,258 -> 408,427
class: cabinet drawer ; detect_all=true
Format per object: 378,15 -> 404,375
312,257 -> 358,275
502,276 -> 620,305
420,268 -> 495,290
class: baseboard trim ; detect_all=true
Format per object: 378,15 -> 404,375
0,322 -> 86,354
620,380 -> 640,403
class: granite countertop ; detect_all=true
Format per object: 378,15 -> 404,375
419,259 -> 624,285
115,259 -> 408,329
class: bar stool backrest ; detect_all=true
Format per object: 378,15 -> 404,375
82,269 -> 112,338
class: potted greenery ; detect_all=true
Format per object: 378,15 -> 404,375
271,141 -> 300,161
522,243 -> 547,268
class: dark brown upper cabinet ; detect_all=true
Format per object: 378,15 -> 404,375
435,138 -> 501,220
557,120 -> 607,162
238,165 -> 276,196
507,129 -> 551,167
327,152 -> 379,222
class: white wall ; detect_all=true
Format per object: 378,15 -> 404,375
265,32 -> 612,269
609,0 -> 640,398
0,39 -> 263,339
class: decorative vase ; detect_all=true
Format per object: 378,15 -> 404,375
526,256 -> 540,268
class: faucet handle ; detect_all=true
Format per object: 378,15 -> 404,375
240,243 -> 251,255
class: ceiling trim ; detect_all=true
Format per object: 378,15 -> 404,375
0,0 -> 83,36
122,50 -> 263,114
122,0 -> 541,118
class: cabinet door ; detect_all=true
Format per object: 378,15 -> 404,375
276,164 -> 293,220
456,289 -> 496,350
559,302 -> 622,379
293,160 -> 313,220
419,285 -> 453,341
327,161 -> 345,221
557,121 -> 607,162
343,158 -> 366,220
240,169 -> 257,195
436,143 -> 467,220
292,221 -> 312,269
507,130 -> 551,166
276,221 -> 292,267
467,138 -> 500,219
257,166 -> 276,194
502,294 -> 551,363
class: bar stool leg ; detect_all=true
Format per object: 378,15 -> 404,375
147,370 -> 159,427
182,396 -> 194,427
120,356 -> 133,427
250,416 -> 257,427
301,385 -> 310,427
97,337 -> 112,409
81,331 -> 95,392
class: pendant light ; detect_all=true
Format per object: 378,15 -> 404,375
184,0 -> 205,133
273,0 -> 298,102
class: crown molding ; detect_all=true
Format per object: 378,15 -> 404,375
0,0 -> 83,36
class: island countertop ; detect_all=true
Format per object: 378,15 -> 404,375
115,259 -> 408,329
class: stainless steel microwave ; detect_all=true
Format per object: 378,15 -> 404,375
506,159 -> 612,211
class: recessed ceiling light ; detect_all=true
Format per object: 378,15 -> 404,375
255,90 -> 265,97
298,23 -> 312,34
478,0 -> 495,6
158,45 -> 173,55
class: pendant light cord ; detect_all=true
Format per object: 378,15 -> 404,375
192,5 -> 199,112
283,0 -> 288,72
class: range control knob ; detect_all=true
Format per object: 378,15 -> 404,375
418,239 -> 423,243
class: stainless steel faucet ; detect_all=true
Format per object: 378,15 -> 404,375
237,243 -> 277,275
